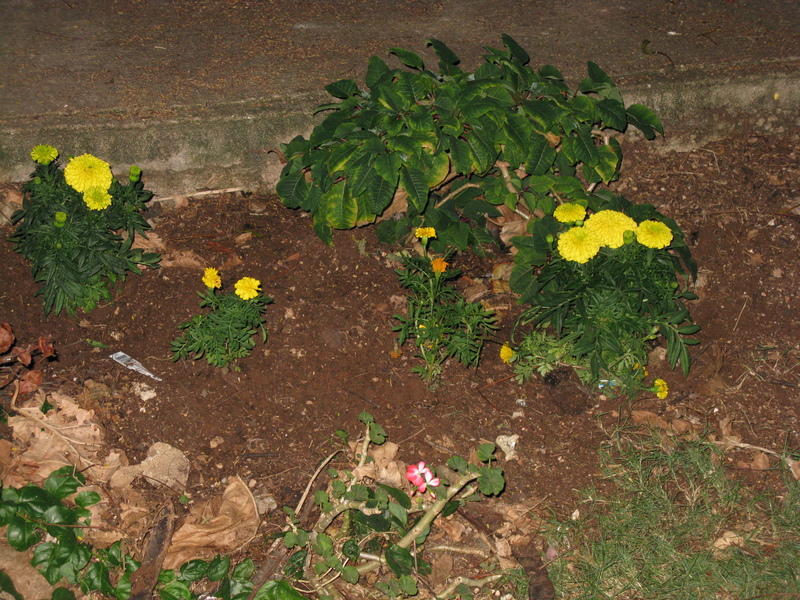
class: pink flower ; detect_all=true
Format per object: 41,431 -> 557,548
406,461 -> 440,497
406,461 -> 430,488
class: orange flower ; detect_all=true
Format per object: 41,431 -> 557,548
431,257 -> 448,273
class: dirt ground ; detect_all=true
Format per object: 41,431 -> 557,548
2,125 -> 800,584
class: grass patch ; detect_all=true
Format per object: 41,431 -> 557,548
543,433 -> 800,599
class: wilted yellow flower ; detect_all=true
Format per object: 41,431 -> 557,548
30,144 -> 58,165
64,154 -> 113,193
431,257 -> 448,273
500,343 -> 515,364
636,220 -> 673,249
202,267 -> 222,289
553,202 -> 586,223
82,186 -> 112,211
584,210 -> 637,249
235,277 -> 261,300
652,378 -> 669,399
415,227 -> 436,240
557,226 -> 601,263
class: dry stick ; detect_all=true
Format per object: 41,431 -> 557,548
436,573 -> 504,599
154,187 -> 244,203
711,438 -> 798,470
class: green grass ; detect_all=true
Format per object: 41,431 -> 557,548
543,434 -> 800,599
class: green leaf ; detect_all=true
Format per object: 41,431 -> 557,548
501,33 -> 530,64
466,123 -> 496,174
232,558 -> 255,582
627,103 -> 664,139
477,443 -> 496,462
252,579 -> 311,600
325,79 -> 360,99
446,455 -> 469,473
388,500 -> 408,527
74,490 -> 101,508
341,565 -> 360,585
478,466 -> 505,496
425,38 -> 461,74
385,543 -> 414,576
342,539 -> 361,562
7,515 -> 40,550
207,554 -> 231,581
525,134 -> 557,176
595,98 -> 627,131
325,181 -> 358,230
51,588 -> 76,600
587,61 -> 613,85
399,166 -> 429,212
368,421 -> 387,445
389,47 -> 424,71
378,484 -> 412,509
366,56 -> 392,89
44,466 -> 83,500
276,170 -> 309,209
594,144 -> 620,183
179,559 -> 209,582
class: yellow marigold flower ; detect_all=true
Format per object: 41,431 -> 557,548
652,378 -> 669,399
500,343 -> 515,364
65,154 -> 113,194
82,186 -> 112,211
202,267 -> 222,289
415,227 -> 436,240
553,202 -> 586,223
235,277 -> 261,300
557,226 -> 601,263
636,220 -> 673,249
431,257 -> 448,273
30,144 -> 58,165
583,210 -> 637,249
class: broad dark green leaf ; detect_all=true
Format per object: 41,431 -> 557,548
6,515 -> 40,550
252,579 -> 311,600
0,569 -> 24,600
74,490 -> 101,509
378,484 -> 412,509
501,33 -> 530,64
399,166 -> 429,212
594,143 -> 620,183
276,170 -> 308,209
324,79 -> 359,99
385,543 -> 414,576
366,56 -> 392,89
627,103 -> 664,139
525,133 -> 557,176
325,181 -> 358,230
389,47 -> 424,71
44,466 -> 83,501
595,98 -> 627,131
425,38 -> 461,72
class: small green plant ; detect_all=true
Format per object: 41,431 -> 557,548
393,228 -> 497,388
171,268 -> 273,369
10,145 -> 161,316
507,194 -> 698,392
544,434 -> 800,599
279,412 -> 506,599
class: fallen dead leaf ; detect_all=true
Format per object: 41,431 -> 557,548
631,410 -> 671,430
737,451 -> 771,471
163,477 -> 259,569
0,321 -> 14,353
234,232 -> 253,245
350,441 -> 405,488
160,250 -> 205,269
712,530 -> 746,559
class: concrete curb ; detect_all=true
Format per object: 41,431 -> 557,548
2,69 -> 799,197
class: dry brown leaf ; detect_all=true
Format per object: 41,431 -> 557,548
0,322 -> 14,353
464,283 -> 488,302
160,250 -> 205,269
375,189 -> 408,222
350,441 -> 405,488
163,477 -> 258,569
631,410 -> 671,430
110,442 -> 189,491
436,515 -> 466,542
234,232 -> 253,245
7,392 -> 109,486
712,530 -> 746,559
130,231 -> 167,252
790,460 -> 800,481
222,253 -> 244,269
737,451 -> 771,471
429,553 -> 453,591
18,370 -> 43,394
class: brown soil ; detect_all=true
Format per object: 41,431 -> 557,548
2,126 -> 800,563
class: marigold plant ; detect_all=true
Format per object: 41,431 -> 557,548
11,146 -> 160,315
172,270 -> 272,369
